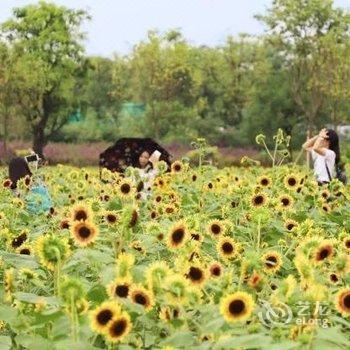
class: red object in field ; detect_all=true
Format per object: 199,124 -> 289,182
99,138 -> 172,173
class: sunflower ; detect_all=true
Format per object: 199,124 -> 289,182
262,251 -> 282,273
207,220 -> 225,237
217,237 -> 237,260
334,287 -> 350,317
247,271 -> 263,289
250,193 -> 268,208
185,265 -> 207,286
129,285 -> 154,311
166,222 -> 189,249
190,232 -> 203,243
3,179 -> 12,188
343,236 -> 350,250
106,311 -> 132,343
257,175 -> 272,187
284,219 -> 298,232
90,301 -> 121,334
284,174 -> 299,189
70,203 -> 92,222
320,189 -> 331,200
171,161 -> 184,173
277,194 -> 294,210
107,276 -> 132,299
220,291 -> 255,323
104,211 -> 119,225
209,262 -> 223,278
35,235 -> 70,271
321,203 -> 331,213
71,221 -> 99,247
60,219 -> 70,230
118,179 -> 134,199
314,242 -> 334,263
159,306 -> 181,323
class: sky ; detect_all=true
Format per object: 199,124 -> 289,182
1,0 -> 349,57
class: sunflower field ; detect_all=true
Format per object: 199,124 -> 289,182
0,159 -> 350,350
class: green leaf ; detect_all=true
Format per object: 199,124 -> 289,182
0,336 -> 12,350
160,331 -> 196,347
0,305 -> 17,323
200,317 -> 225,333
213,334 -> 272,350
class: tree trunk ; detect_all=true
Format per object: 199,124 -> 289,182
32,125 -> 46,158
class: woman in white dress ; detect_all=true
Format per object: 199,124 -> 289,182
302,128 -> 340,185
136,150 -> 161,195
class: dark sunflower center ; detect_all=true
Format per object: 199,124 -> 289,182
121,184 -> 131,194
78,226 -> 92,239
343,294 -> 350,309
261,179 -> 268,186
188,267 -> 203,281
281,198 -> 290,206
345,240 -> 350,249
115,285 -> 129,298
222,242 -> 234,254
318,248 -> 330,260
107,214 -> 117,223
192,175 -> 197,181
97,309 -> 113,325
288,178 -> 296,186
265,256 -> 277,267
211,224 -> 221,235
229,299 -> 245,315
330,274 -> 338,282
172,229 -> 184,244
20,248 -> 31,255
166,207 -> 174,213
174,165 -> 181,171
157,233 -> 164,241
208,183 -> 213,189
191,233 -> 200,241
61,221 -> 70,229
135,293 -> 147,305
156,196 -> 162,202
75,210 -> 87,221
287,224 -> 294,231
231,201 -> 237,208
254,195 -> 264,205
110,319 -> 127,337
211,266 -> 221,276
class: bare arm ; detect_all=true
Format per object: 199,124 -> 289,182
302,135 -> 318,150
312,129 -> 328,156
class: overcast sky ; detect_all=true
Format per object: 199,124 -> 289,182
1,0 -> 349,57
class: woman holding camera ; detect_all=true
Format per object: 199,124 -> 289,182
302,128 -> 341,185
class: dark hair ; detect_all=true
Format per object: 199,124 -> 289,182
8,157 -> 32,189
326,129 -> 341,164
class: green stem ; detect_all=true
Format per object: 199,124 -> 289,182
261,140 -> 274,163
272,140 -> 278,167
257,217 -> 261,253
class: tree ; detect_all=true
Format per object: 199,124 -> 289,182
0,1 -> 89,156
257,0 -> 350,137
